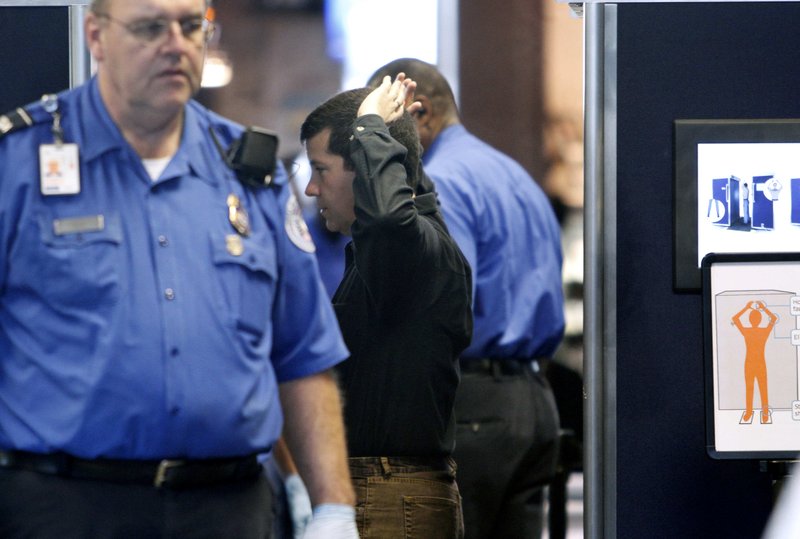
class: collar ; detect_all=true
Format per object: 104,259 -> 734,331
77,78 -> 218,187
423,123 -> 466,165
75,77 -> 129,163
157,102 -> 218,187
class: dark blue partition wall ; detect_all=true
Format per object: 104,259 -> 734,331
615,2 -> 800,537
0,7 -> 70,112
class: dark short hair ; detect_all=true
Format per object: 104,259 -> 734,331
300,87 -> 422,190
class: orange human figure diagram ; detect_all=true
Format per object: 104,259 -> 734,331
731,300 -> 778,425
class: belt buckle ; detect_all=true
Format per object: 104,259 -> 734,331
154,459 -> 185,488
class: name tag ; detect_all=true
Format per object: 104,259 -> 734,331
53,215 -> 105,236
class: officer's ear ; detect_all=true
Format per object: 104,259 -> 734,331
85,12 -> 106,62
413,95 -> 433,124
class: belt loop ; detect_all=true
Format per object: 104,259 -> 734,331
446,456 -> 457,479
379,456 -> 392,478
491,359 -> 503,380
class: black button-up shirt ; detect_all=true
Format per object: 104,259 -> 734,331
333,114 -> 472,457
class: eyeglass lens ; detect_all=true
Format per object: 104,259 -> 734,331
101,14 -> 211,44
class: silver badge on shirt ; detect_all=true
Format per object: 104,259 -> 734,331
227,193 -> 251,237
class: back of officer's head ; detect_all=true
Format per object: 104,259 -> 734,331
367,58 -> 458,116
300,88 -> 422,191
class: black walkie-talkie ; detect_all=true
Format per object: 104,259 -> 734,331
211,126 -> 279,188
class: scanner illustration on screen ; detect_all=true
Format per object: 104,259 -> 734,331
707,175 -> 783,231
731,300 -> 778,424
715,291 -> 800,429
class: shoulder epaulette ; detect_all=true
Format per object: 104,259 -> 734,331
0,107 -> 35,139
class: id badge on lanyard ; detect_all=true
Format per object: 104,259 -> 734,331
39,94 -> 80,196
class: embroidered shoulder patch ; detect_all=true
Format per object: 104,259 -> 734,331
0,107 -> 34,139
285,194 -> 315,253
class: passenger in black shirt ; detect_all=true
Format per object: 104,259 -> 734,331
300,74 -> 472,538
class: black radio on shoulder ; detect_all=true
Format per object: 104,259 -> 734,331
213,126 -> 279,188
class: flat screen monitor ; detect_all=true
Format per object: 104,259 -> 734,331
702,252 -> 800,459
675,119 -> 800,291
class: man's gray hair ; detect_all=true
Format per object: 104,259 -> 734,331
89,0 -> 106,13
90,0 -> 211,14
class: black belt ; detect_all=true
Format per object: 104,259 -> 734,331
0,450 -> 261,489
459,358 -> 541,376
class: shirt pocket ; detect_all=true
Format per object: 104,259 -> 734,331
209,231 -> 278,340
28,212 -> 123,308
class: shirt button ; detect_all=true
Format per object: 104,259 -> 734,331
356,126 -> 365,132
164,288 -> 175,300
170,347 -> 179,357
158,235 -> 169,246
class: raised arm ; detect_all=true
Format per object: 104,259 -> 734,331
759,301 -> 779,329
731,300 -> 753,332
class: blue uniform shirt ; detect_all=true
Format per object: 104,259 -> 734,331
303,206 -> 349,299
423,124 -> 565,360
0,78 -> 348,459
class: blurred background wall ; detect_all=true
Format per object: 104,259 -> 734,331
197,0 -> 583,197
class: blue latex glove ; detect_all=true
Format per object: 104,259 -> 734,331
301,504 -> 359,539
284,474 -> 313,539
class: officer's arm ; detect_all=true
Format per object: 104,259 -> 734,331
273,437 -> 313,538
278,370 -> 355,508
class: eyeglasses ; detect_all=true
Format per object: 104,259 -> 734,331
96,13 -> 214,45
